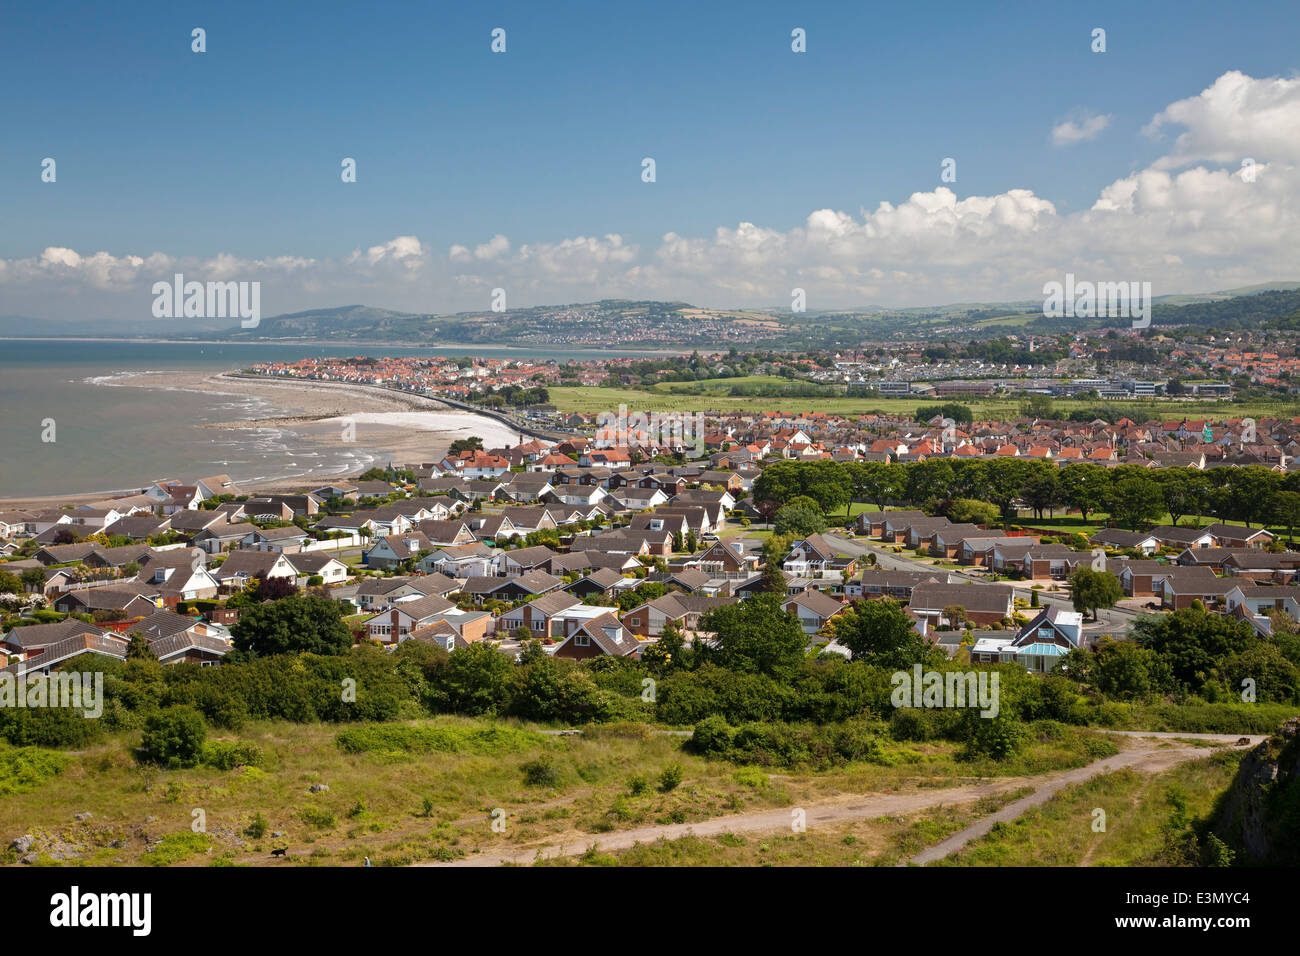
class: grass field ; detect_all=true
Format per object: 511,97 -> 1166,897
548,384 -> 1300,421
932,750 -> 1244,866
0,718 -> 1121,867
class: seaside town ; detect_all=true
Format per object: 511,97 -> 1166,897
7,328 -> 1300,679
7,1 -> 1300,890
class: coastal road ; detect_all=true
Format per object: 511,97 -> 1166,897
419,733 -> 1262,867
823,532 -> 1141,635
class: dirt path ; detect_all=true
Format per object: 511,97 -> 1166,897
422,733 -> 1261,868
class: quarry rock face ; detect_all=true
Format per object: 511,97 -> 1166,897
1218,717 -> 1300,864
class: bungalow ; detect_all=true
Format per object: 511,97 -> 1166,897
552,612 -> 641,660
365,533 -> 436,570
1160,566 -> 1234,609
459,571 -> 562,603
1201,523 -> 1274,549
692,540 -> 757,575
414,520 -> 476,547
364,594 -> 458,643
863,509 -> 926,538
1019,545 -> 1088,581
621,593 -> 732,637
241,525 -> 312,553
1151,525 -> 1218,550
1223,584 -> 1300,618
564,567 -> 630,599
497,545 -> 562,576
418,543 -> 498,578
211,550 -> 296,591
783,589 -> 846,634
1114,559 -> 1174,598
353,574 -> 461,611
930,524 -> 985,559
986,606 -> 1085,673
908,582 -> 1013,627
52,584 -> 163,617
1089,529 -> 1160,555
499,592 -> 622,640
850,569 -> 940,601
282,552 -> 350,586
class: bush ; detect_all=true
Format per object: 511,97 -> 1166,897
140,705 -> 207,768
299,806 -> 336,829
658,762 -> 683,792
200,740 -> 263,770
245,812 -> 268,839
522,755 -> 561,787
690,715 -> 734,754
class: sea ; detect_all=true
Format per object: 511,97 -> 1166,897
0,339 -> 653,499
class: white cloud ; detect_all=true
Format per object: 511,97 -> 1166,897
3,71 -> 1299,318
1144,70 -> 1300,168
1051,112 -> 1111,146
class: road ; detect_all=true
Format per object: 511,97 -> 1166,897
420,732 -> 1262,867
823,532 -> 1140,635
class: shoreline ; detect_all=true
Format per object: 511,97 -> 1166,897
0,371 -> 550,510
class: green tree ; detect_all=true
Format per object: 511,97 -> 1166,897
1068,567 -> 1123,620
230,594 -> 353,657
1108,476 -> 1164,531
832,598 -> 936,669
774,503 -> 826,537
1059,465 -> 1111,522
696,594 -> 806,679
758,536 -> 790,594
441,641 -> 515,715
946,498 -> 1000,525
1133,604 -> 1259,694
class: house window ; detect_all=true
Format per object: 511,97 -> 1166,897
574,633 -> 590,646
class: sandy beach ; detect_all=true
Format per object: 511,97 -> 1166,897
0,371 -> 534,509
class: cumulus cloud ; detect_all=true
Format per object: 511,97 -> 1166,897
3,70 -> 1299,318
1051,112 -> 1112,146
1144,70 -> 1300,168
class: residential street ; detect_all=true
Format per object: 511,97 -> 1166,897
823,532 -> 1141,636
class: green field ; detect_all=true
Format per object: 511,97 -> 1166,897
0,718 -> 1122,867
548,384 -> 1300,422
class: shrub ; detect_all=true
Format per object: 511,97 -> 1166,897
245,813 -> 268,839
690,715 -> 734,754
200,740 -> 263,770
0,747 -> 71,797
299,806 -> 336,829
522,755 -> 561,787
140,705 -> 207,768
658,762 -> 683,792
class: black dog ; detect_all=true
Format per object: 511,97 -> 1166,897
271,847 -> 287,857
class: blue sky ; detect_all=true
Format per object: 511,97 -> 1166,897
2,0 -> 1299,318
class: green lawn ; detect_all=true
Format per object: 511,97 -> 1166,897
548,385 -> 1300,422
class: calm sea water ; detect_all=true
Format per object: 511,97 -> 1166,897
0,339 -> 649,498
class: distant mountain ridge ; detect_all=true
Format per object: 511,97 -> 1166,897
10,281 -> 1300,347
